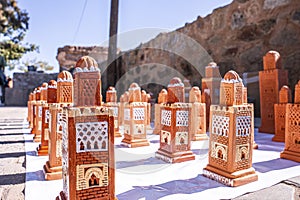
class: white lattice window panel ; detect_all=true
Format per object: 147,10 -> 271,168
45,109 -> 50,123
124,108 -> 130,121
236,116 -> 251,136
161,110 -> 171,126
175,132 -> 188,145
176,110 -> 189,126
133,108 -> 145,120
212,115 -> 229,137
76,121 -> 108,152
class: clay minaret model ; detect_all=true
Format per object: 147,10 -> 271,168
37,80 -> 57,156
259,51 -> 288,134
121,83 -> 150,147
189,86 -> 207,141
155,77 -> 195,163
203,70 -> 258,186
105,86 -> 121,137
57,56 -> 115,200
44,71 -> 73,180
280,81 -> 300,162
153,89 -> 168,134
273,86 -> 291,142
202,62 -> 222,131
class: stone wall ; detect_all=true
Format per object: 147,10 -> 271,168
56,46 -> 110,71
5,72 -> 59,106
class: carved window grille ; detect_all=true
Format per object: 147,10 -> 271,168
176,110 -> 189,126
212,115 -> 229,137
161,110 -> 171,126
236,144 -> 249,162
62,86 -> 72,102
133,124 -> 145,135
175,132 -> 188,145
161,130 -> 171,145
76,121 -> 108,152
133,108 -> 145,120
236,116 -> 251,136
211,142 -> 227,161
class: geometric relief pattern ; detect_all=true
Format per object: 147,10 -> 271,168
212,115 -> 229,137
235,144 -> 249,162
124,109 -> 130,121
133,108 -> 145,120
176,111 -> 189,126
175,132 -> 188,145
236,116 -> 251,136
133,124 -> 145,135
76,163 -> 108,191
287,106 -> 300,150
161,110 -> 171,126
76,121 -> 108,152
161,130 -> 171,145
211,142 -> 228,161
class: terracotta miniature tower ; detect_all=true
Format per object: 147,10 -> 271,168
57,56 -> 115,200
27,92 -> 35,129
273,86 -> 291,142
153,89 -> 168,134
202,62 -> 222,105
280,81 -> 300,162
202,62 -> 222,131
259,51 -> 288,134
33,83 -> 48,143
189,86 -> 207,141
30,88 -> 39,135
142,90 -> 151,130
203,70 -> 258,186
37,80 -> 57,156
44,71 -> 73,180
155,77 -> 195,163
118,91 -> 129,128
121,83 -> 150,147
105,86 -> 121,137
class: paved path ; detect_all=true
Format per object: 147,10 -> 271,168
0,107 -> 28,200
0,107 -> 299,200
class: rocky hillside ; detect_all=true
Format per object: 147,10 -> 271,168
119,0 -> 300,93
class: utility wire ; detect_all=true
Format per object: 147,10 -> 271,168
72,0 -> 88,43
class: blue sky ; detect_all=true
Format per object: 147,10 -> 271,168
16,0 -> 232,72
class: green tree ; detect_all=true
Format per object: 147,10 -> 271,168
0,0 -> 38,61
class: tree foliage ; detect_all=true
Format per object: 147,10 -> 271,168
0,0 -> 38,61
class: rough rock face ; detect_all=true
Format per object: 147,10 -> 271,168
55,0 -> 300,104
56,46 -> 109,71
118,0 -> 300,97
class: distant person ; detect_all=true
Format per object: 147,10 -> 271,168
0,56 -> 7,104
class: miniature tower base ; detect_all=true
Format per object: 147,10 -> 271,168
43,161 -> 62,180
203,165 -> 258,187
155,149 -> 195,163
37,145 -> 48,156
272,135 -> 285,142
192,133 -> 209,141
121,134 -> 150,148
280,150 -> 300,163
